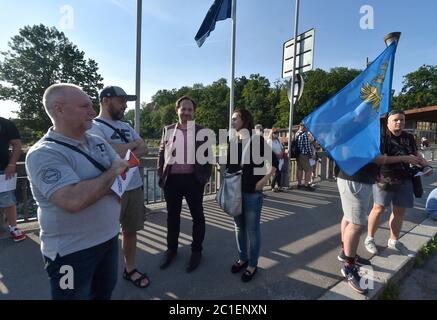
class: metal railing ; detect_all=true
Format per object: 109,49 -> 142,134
3,151 -> 341,223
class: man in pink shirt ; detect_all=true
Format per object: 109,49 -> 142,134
157,96 -> 212,273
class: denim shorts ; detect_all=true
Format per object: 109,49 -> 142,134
373,179 -> 414,208
0,190 -> 16,208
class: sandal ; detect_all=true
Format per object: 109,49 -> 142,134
123,268 -> 150,288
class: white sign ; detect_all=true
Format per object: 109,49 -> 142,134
111,150 -> 139,197
0,174 -> 17,193
282,28 -> 315,78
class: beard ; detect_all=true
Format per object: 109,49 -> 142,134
108,103 -> 124,121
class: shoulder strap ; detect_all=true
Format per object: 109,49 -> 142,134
94,118 -> 129,143
45,138 -> 107,172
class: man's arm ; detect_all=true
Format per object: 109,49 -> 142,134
373,154 -> 422,166
5,139 -> 21,179
50,158 -> 129,213
110,141 -> 141,158
131,138 -> 148,158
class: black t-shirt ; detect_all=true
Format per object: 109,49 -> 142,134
335,162 -> 379,184
226,135 -> 279,193
380,130 -> 417,180
0,117 -> 20,171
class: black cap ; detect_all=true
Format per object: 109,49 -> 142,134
99,86 -> 136,102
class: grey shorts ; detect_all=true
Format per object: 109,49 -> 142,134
297,154 -> 311,172
120,187 -> 146,232
337,178 -> 373,226
373,179 -> 414,208
0,190 -> 16,208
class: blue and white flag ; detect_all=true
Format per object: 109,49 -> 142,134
303,42 -> 398,175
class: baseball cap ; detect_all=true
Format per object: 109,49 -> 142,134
99,86 -> 137,102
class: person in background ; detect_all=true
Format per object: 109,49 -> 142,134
0,116 -> 26,242
267,128 -> 284,192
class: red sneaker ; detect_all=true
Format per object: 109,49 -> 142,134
10,227 -> 27,242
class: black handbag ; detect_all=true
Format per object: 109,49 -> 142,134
412,175 -> 423,198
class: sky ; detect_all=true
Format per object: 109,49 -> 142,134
0,0 -> 436,119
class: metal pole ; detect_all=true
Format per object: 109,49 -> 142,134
229,0 -> 237,131
135,0 -> 142,133
287,0 -> 300,152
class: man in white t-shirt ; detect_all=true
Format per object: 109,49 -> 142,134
88,86 -> 149,289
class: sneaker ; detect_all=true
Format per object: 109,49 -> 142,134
10,227 -> 27,242
341,266 -> 369,295
364,237 -> 378,255
387,240 -> 415,257
304,185 -> 316,192
337,250 -> 371,266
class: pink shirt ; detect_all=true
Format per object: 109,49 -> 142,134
170,127 -> 195,175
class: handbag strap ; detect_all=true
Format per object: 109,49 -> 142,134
94,118 -> 129,143
45,137 -> 107,172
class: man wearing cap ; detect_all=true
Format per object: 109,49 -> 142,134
26,83 -> 129,299
88,86 -> 149,289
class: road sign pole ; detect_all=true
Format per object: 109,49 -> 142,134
287,0 -> 300,153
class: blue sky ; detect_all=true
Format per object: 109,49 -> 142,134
1,0 -> 436,118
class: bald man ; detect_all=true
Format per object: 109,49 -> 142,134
26,83 -> 129,300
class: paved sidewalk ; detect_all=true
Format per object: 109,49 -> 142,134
1,168 -> 436,300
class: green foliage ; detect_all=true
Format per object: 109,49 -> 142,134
379,282 -> 400,300
393,65 -> 437,109
415,236 -> 437,267
0,24 -> 104,136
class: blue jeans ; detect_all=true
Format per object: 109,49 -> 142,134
43,236 -> 119,300
234,192 -> 263,267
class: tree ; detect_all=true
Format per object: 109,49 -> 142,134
0,24 -> 104,136
393,65 -> 437,109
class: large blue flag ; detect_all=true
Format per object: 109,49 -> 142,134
195,0 -> 232,47
303,42 -> 398,176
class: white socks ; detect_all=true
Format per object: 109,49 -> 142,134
388,238 -> 399,246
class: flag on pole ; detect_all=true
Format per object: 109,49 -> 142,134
303,41 -> 398,175
195,0 -> 232,47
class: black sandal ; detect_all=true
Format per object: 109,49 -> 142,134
123,268 -> 150,288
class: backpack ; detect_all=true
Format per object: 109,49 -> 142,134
289,132 -> 301,159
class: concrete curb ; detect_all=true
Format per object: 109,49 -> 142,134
319,218 -> 437,300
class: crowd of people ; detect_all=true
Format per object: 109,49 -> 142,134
0,83 -> 434,299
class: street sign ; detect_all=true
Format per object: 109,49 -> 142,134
282,28 -> 315,78
287,73 -> 304,104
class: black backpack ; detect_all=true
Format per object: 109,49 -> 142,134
289,132 -> 301,158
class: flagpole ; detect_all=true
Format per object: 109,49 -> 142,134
135,0 -> 142,133
229,0 -> 237,131
287,0 -> 300,153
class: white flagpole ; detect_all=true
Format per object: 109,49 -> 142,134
135,0 -> 142,133
229,0 -> 237,131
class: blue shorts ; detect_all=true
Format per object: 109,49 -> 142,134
0,190 -> 16,208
